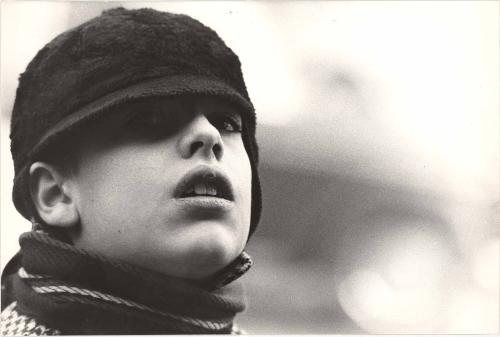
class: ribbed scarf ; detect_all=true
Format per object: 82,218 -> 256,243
7,231 -> 252,334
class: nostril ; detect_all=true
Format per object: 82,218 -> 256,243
213,143 -> 222,158
190,141 -> 203,155
189,141 -> 222,159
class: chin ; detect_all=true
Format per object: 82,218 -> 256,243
178,221 -> 243,279
141,220 -> 245,280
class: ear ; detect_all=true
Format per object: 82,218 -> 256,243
29,162 -> 80,228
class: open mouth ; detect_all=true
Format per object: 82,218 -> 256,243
174,166 -> 234,201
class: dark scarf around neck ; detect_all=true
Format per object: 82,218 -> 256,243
4,231 -> 252,334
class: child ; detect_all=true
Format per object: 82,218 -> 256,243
1,7 -> 261,335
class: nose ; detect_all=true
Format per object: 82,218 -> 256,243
177,114 -> 223,161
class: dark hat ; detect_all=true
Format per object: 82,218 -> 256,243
10,7 -> 261,236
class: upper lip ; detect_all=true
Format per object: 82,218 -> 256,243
174,165 -> 234,201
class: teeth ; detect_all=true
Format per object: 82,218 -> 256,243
185,183 -> 219,197
206,185 -> 217,196
194,184 -> 207,195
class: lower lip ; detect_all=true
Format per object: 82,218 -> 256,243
174,197 -> 234,212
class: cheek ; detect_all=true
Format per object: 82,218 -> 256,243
228,142 -> 253,227
73,146 -> 169,227
240,158 -> 253,209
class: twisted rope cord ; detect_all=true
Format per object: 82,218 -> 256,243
22,232 -> 249,312
210,251 -> 253,289
19,268 -> 232,331
18,268 -> 44,279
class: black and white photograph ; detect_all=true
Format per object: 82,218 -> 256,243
1,1 -> 498,335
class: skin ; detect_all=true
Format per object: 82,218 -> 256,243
30,96 -> 252,279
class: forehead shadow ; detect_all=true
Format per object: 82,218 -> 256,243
76,95 -> 245,142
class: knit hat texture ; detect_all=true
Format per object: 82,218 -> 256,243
10,7 -> 261,236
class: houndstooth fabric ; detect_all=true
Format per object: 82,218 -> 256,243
0,301 -> 246,335
0,302 -> 60,336
0,301 -> 247,335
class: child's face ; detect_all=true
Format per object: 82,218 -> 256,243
66,96 -> 252,279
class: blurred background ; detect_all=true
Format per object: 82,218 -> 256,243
1,1 -> 498,334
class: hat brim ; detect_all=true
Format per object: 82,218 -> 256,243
32,74 -> 254,157
13,74 -> 254,218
